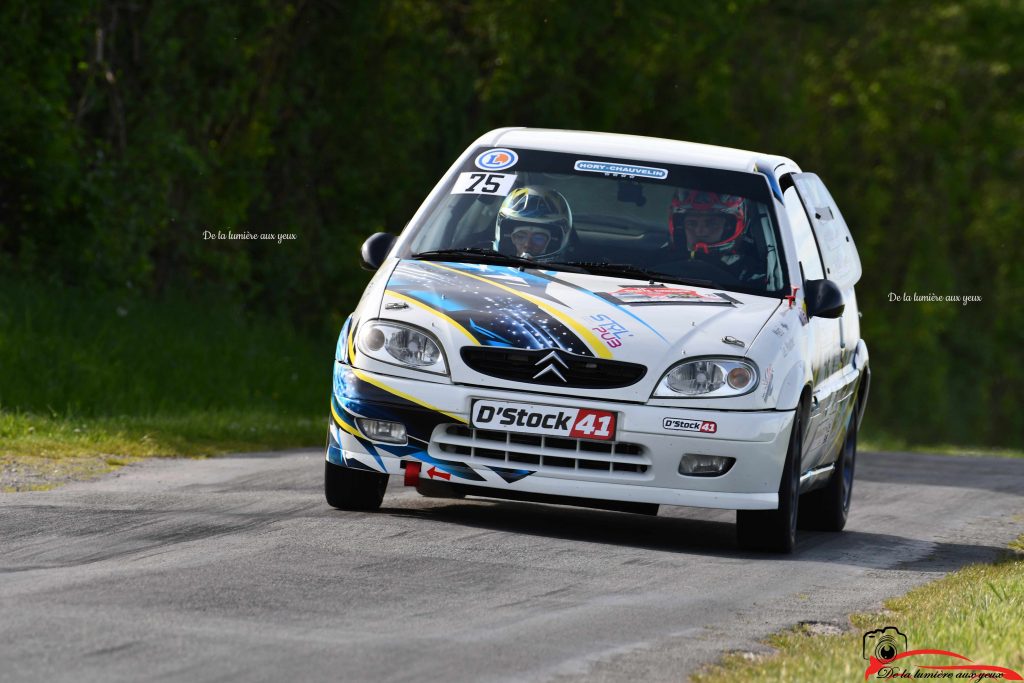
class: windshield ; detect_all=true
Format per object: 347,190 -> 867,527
398,148 -> 788,297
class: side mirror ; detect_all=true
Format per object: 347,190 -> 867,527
360,232 -> 397,271
804,279 -> 845,319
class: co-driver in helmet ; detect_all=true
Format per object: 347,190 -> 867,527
664,190 -> 762,282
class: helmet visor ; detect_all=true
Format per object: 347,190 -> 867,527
510,227 -> 553,251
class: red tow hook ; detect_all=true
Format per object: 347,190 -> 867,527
404,461 -> 421,487
785,285 -> 799,308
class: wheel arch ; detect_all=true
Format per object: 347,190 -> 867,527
775,360 -> 811,411
855,364 -> 870,430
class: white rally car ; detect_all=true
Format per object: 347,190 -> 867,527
327,128 -> 869,553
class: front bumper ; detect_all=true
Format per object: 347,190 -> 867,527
328,364 -> 795,510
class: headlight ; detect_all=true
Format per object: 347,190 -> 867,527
653,358 -> 758,398
356,321 -> 448,375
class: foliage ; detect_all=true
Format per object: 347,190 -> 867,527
0,277 -> 331,417
1,0 -> 1021,446
0,276 -> 327,488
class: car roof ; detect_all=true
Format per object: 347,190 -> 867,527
473,127 -> 800,175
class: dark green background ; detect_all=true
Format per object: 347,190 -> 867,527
2,0 -> 1021,447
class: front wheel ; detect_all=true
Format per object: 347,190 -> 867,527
737,405 -> 803,553
799,402 -> 858,531
325,461 -> 388,511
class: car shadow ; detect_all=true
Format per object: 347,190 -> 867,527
378,496 -> 1011,570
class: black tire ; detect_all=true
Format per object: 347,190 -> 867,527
798,402 -> 858,532
737,404 -> 804,553
324,460 -> 388,511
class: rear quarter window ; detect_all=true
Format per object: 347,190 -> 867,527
791,173 -> 862,287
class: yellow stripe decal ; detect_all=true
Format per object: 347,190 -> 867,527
351,368 -> 467,424
330,401 -> 363,438
384,289 -> 478,345
423,262 -> 613,359
347,324 -> 357,363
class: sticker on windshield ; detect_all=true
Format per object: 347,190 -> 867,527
451,172 -> 517,196
475,148 -> 518,171
599,286 -> 733,306
573,160 -> 668,180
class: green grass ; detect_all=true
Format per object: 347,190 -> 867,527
861,429 -> 1024,459
0,278 -> 334,416
693,535 -> 1024,683
0,410 -> 324,491
0,278 -> 336,490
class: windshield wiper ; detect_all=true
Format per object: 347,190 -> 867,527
412,247 -> 536,266
411,248 -> 585,272
552,261 -> 714,287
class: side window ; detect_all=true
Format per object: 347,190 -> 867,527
791,173 -> 862,287
783,185 -> 825,281
408,195 -> 496,253
748,202 -> 784,291
450,197 -> 499,246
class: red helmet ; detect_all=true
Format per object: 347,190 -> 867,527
669,190 -> 747,254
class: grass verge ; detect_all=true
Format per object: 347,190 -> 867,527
0,410 -> 324,491
692,535 -> 1024,682
0,411 -> 323,491
0,279 -> 336,491
861,429 -> 1024,459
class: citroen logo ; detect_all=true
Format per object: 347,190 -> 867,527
533,351 -> 569,382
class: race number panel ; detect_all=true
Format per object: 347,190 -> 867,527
451,172 -> 517,196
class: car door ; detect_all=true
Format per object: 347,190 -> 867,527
781,181 -> 839,473
788,173 -> 862,469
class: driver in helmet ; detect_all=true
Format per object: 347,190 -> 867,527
495,186 -> 574,259
666,190 -> 762,282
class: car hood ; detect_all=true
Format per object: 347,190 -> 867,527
379,260 -> 780,397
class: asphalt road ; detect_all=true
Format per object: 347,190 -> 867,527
1,450 -> 1022,683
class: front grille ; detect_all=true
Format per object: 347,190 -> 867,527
432,424 -> 651,479
460,347 -> 647,388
